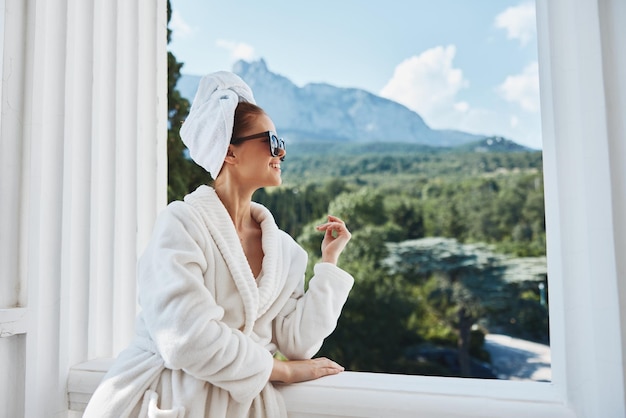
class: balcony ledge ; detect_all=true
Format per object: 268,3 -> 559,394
68,359 -> 575,418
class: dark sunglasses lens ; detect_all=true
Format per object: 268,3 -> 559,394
270,135 -> 285,157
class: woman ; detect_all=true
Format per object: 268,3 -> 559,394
84,71 -> 354,417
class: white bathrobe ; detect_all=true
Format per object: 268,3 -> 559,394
84,185 -> 354,418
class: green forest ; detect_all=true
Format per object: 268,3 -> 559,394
253,145 -> 549,378
166,1 -> 548,379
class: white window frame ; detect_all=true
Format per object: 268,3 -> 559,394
69,0 -> 626,416
275,0 -> 626,416
0,0 -> 4,116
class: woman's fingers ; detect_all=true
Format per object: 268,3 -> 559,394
315,357 -> 345,374
317,223 -> 351,264
276,358 -> 345,384
316,216 -> 350,236
315,215 -> 351,264
326,215 -> 344,223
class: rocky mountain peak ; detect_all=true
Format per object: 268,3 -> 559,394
179,59 -> 489,146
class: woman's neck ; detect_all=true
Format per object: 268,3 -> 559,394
214,178 -> 256,231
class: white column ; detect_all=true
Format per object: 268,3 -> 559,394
537,0 -> 626,416
88,0 -> 117,359
0,0 -> 26,309
598,0 -> 626,390
0,0 -> 167,415
59,0 -> 95,386
137,0 -> 169,253
22,0 -> 68,415
112,0 -> 139,356
0,3 -> 28,417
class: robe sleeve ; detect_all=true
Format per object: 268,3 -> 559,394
137,202 -> 273,403
272,252 -> 354,360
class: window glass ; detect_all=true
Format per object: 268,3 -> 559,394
167,0 -> 548,381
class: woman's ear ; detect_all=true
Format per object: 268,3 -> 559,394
223,145 -> 237,166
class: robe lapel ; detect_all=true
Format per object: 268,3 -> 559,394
185,186 -> 259,334
184,186 -> 285,334
251,203 -> 283,318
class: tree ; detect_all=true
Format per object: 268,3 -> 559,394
327,188 -> 387,231
166,0 -> 208,202
384,237 -> 508,376
316,250 -> 422,373
386,197 -> 425,240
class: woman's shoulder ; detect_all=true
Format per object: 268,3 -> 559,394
181,184 -> 216,208
152,191 -> 210,236
160,185 -> 221,221
159,198 -> 199,223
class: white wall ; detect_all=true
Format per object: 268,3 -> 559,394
0,0 -> 167,416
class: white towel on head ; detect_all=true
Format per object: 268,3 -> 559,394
180,71 -> 256,178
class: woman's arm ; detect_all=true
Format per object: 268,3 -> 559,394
272,215 -> 354,360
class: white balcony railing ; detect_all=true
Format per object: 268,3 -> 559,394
67,360 -> 574,418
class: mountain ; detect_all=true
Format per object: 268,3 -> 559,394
178,59 -> 487,147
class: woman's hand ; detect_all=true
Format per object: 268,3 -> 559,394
270,357 -> 345,384
316,215 -> 351,265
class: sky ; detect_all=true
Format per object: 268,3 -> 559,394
168,1 -> 542,149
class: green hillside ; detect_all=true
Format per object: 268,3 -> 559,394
250,142 -> 549,378
258,141 -> 545,259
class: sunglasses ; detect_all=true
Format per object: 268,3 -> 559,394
231,131 -> 286,161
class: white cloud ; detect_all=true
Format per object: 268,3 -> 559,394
497,62 -> 540,112
170,10 -> 193,39
454,101 -> 469,113
494,2 -> 536,46
379,46 -> 543,149
379,45 -> 468,125
215,39 -> 257,61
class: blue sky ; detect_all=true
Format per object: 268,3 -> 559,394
168,1 -> 542,149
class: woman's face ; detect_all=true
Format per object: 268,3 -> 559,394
231,113 -> 286,188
